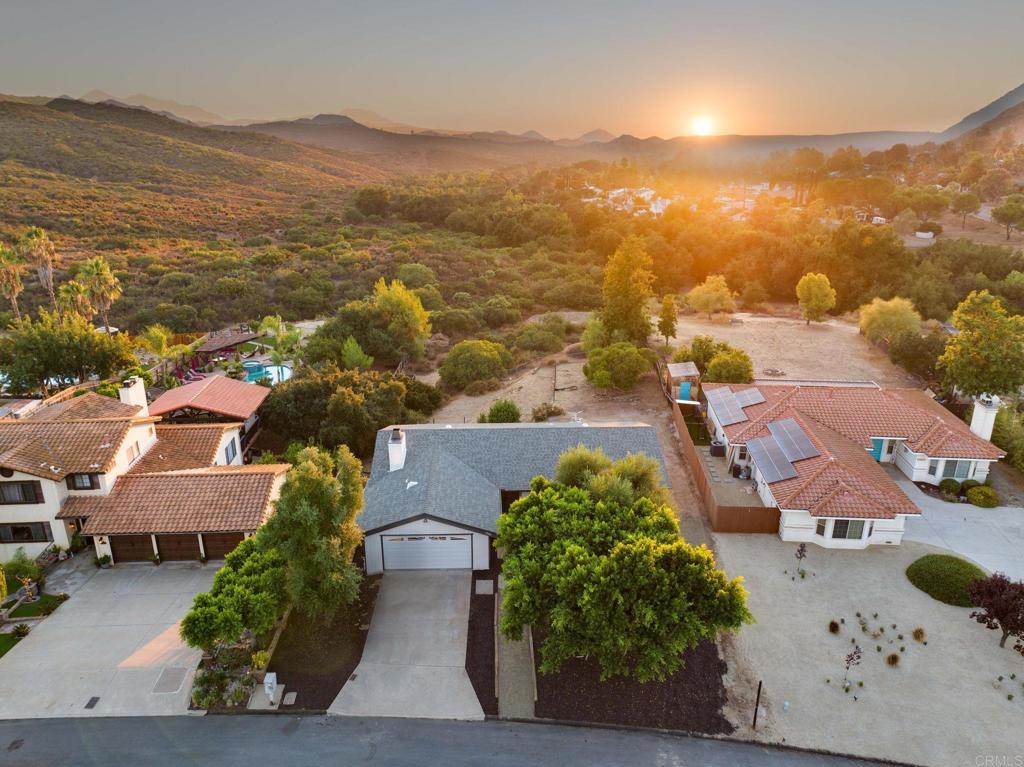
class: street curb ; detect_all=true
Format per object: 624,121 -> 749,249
491,715 -> 921,767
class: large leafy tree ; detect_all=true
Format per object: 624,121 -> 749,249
657,295 -> 678,347
0,245 -> 25,321
0,310 -> 136,395
992,195 -> 1024,241
950,192 -> 980,230
858,296 -> 921,344
795,272 -> 836,324
77,255 -> 122,333
705,348 -> 754,383
938,290 -> 1024,397
258,446 -> 364,622
16,227 -> 58,311
583,341 -> 654,390
968,573 -> 1024,653
601,236 -> 654,343
497,450 -> 751,682
685,274 -> 735,319
438,339 -> 512,390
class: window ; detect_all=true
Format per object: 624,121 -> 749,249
67,473 -> 99,490
941,460 -> 972,480
831,519 -> 866,540
927,460 -> 938,476
0,522 -> 52,543
126,441 -> 141,463
224,437 -> 237,464
815,519 -> 827,536
0,481 -> 42,504
886,441 -> 895,455
737,446 -> 748,461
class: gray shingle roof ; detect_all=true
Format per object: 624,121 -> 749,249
362,422 -> 668,534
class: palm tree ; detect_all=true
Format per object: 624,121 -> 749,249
16,227 -> 57,311
135,324 -> 190,373
78,255 -> 122,333
0,245 -> 25,321
57,280 -> 95,319
258,315 -> 300,366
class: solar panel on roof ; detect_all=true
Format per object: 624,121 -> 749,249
705,387 -> 747,426
767,418 -> 820,462
747,436 -> 798,483
734,388 -> 766,407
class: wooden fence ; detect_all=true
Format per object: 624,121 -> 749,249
669,399 -> 781,534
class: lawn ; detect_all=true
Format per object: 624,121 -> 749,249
266,576 -> 379,710
0,633 -> 20,658
905,553 -> 987,607
8,593 -> 64,618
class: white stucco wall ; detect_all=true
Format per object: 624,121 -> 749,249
893,442 -> 993,485
364,518 -> 492,575
0,472 -> 70,560
214,428 -> 243,466
779,510 -> 907,549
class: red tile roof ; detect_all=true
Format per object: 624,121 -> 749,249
24,392 -> 142,421
68,464 -> 289,535
195,328 -> 261,353
148,376 -> 270,421
0,418 -> 148,479
128,424 -> 241,475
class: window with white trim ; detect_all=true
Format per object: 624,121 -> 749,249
737,446 -> 748,461
927,460 -> 938,476
815,519 -> 826,536
224,437 -> 237,464
127,440 -> 141,463
831,519 -> 865,540
941,459 -> 972,480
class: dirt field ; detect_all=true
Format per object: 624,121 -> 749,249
715,536 -> 1024,766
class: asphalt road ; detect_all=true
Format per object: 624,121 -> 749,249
0,715 -> 889,767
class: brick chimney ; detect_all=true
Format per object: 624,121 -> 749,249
388,427 -> 407,472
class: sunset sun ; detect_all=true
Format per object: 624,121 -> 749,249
690,115 -> 715,136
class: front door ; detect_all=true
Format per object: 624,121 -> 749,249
868,438 -> 884,461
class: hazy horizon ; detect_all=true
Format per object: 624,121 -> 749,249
3,0 -> 1022,138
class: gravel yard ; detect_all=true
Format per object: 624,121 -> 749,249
714,535 -> 1024,767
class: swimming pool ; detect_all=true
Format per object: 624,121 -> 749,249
243,362 -> 293,384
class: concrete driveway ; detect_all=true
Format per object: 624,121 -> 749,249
329,570 -> 483,720
888,468 -> 1024,579
0,562 -> 215,718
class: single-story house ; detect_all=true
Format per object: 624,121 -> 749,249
701,382 -> 1005,549
147,375 -> 270,452
360,422 -> 668,574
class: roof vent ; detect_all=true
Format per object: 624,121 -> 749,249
388,428 -> 407,472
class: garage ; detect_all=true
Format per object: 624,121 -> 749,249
202,532 -> 245,560
382,534 -> 472,570
109,534 -> 153,562
156,533 -> 202,561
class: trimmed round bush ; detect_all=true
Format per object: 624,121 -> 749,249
906,554 -> 986,607
937,478 -> 961,496
959,479 -> 981,492
480,399 -> 521,423
439,340 -> 512,390
966,485 -> 999,508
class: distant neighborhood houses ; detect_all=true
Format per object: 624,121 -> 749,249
699,381 -> 1005,548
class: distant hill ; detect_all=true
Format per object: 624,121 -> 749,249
942,82 -> 1024,140
961,99 -> 1024,144
80,89 -> 239,125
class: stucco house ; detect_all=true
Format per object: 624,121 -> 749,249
360,422 -> 668,574
0,377 -> 287,565
702,382 -> 1004,549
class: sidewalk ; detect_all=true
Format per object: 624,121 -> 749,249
496,577 -> 535,719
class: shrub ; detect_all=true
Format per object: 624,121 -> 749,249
938,478 -> 961,496
959,479 -> 981,492
829,620 -> 840,634
532,402 -> 565,422
251,650 -> 270,670
705,348 -> 754,383
583,342 -> 654,390
4,548 -> 41,584
439,340 -> 513,390
479,399 -> 521,423
12,623 -> 30,639
464,378 -> 502,396
886,653 -> 900,667
905,554 -> 987,606
912,627 -> 926,642
967,485 -> 999,508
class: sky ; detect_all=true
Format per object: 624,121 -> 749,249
2,0 -> 1022,138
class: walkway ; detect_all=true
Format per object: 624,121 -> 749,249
495,576 -> 535,719
887,467 -> 1024,578
328,571 -> 483,720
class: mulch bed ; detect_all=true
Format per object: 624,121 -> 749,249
267,575 -> 380,710
533,635 -> 734,735
913,481 -> 965,503
466,549 -> 499,716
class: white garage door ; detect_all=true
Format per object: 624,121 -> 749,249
382,534 -> 472,570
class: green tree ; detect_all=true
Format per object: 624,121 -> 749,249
479,399 -> 521,423
16,227 -> 57,311
438,339 -> 512,390
0,245 -> 25,321
135,324 -> 190,367
684,274 -> 736,319
394,263 -> 436,289
0,310 -> 136,395
56,280 -> 94,319
705,348 -> 754,383
581,315 -> 624,353
938,290 -> 1024,396
740,280 -> 769,310
371,278 -> 431,360
888,327 -> 946,381
257,446 -> 364,622
992,195 -> 1024,241
497,466 -> 751,682
657,295 -> 678,347
977,168 -> 1013,201
950,192 -> 981,230
339,336 -> 374,369
583,342 -> 654,390
353,186 -> 390,216
858,297 -> 921,344
77,255 -> 122,333
795,272 -> 837,324
672,335 -> 726,375
601,236 -> 654,343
